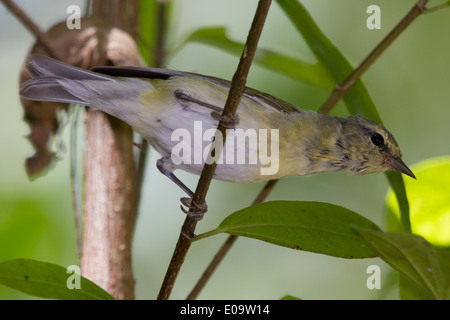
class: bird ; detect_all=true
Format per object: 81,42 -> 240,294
20,55 -> 415,219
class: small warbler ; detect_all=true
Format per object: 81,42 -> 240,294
20,55 -> 415,217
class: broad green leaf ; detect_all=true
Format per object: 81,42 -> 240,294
386,156 -> 450,244
355,228 -> 447,300
276,0 -> 410,232
193,201 -> 380,258
0,259 -> 114,300
436,248 -> 450,299
399,274 -> 435,300
180,26 -> 334,89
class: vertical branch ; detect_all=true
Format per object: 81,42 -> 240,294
82,113 -> 136,300
157,0 -> 272,300
81,0 -> 140,300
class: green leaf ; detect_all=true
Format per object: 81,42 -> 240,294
436,248 -> 450,299
0,259 -> 114,300
180,26 -> 334,89
193,201 -> 381,259
385,171 -> 412,232
386,156 -> 450,244
399,274 -> 435,300
276,0 -> 410,231
354,228 -> 447,300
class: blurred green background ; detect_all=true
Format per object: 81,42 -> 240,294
0,0 -> 449,299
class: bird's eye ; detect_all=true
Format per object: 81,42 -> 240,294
370,132 -> 384,146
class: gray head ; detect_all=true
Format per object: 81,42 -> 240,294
338,115 -> 415,178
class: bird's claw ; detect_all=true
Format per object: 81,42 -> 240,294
180,197 -> 208,221
211,111 -> 239,129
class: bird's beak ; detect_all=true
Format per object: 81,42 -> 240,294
387,156 -> 416,179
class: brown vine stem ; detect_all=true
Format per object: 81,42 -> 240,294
319,0 -> 428,114
187,0 -> 430,300
1,0 -> 59,59
157,0 -> 273,300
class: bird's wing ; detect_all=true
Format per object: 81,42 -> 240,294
91,66 -> 301,114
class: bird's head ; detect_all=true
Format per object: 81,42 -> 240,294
338,115 -> 415,179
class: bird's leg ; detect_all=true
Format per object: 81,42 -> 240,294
157,157 -> 208,220
174,89 -> 239,129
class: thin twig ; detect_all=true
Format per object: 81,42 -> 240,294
424,0 -> 449,14
1,0 -> 59,59
186,0 -> 430,300
157,0 -> 273,300
319,0 -> 428,114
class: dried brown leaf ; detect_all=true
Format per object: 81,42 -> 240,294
19,17 -> 145,178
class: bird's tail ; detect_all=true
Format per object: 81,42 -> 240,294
20,55 -> 115,105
